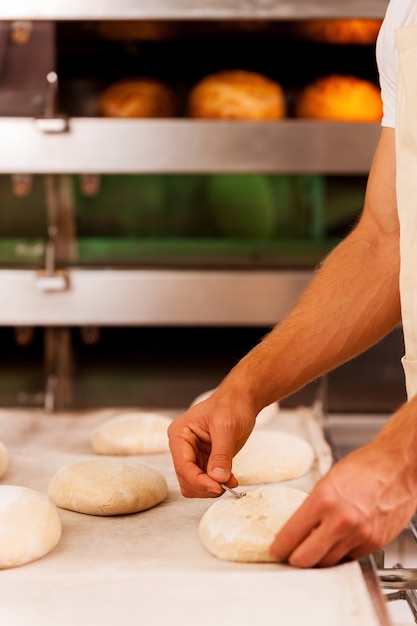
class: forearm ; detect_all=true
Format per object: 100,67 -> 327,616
215,129 -> 399,413
218,219 -> 400,413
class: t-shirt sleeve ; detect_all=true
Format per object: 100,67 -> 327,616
375,0 -> 417,128
376,15 -> 398,128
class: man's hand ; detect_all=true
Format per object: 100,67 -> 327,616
167,393 -> 256,498
269,436 -> 417,567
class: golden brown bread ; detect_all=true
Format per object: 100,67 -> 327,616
97,78 -> 176,118
187,70 -> 286,120
294,74 -> 383,122
96,20 -> 178,41
295,19 -> 383,45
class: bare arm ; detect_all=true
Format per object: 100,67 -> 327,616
222,126 -> 400,411
168,127 -> 401,499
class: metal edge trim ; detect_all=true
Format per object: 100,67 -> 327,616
360,555 -> 393,626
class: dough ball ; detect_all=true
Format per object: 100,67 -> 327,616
97,78 -> 176,118
232,430 -> 314,485
0,441 -> 9,478
187,70 -> 286,120
47,458 -> 168,516
190,389 -> 215,407
0,485 -> 62,569
92,412 -> 171,455
255,402 -> 280,427
199,486 -> 308,562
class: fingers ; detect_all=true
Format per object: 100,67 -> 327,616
271,439 -> 417,568
176,463 -> 224,498
168,411 -> 240,497
175,436 -> 238,497
268,487 -> 378,568
168,421 -> 220,498
269,496 -> 323,566
283,525 -> 358,569
278,523 -> 375,568
268,479 -> 356,568
168,399 -> 251,497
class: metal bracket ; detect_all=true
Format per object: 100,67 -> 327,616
34,70 -> 69,134
34,115 -> 69,134
35,268 -> 68,292
35,225 -> 69,292
377,566 -> 417,590
379,562 -> 417,624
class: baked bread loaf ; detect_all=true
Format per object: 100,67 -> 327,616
96,20 -> 178,41
187,70 -> 286,120
296,19 -> 382,45
97,78 -> 176,118
294,74 -> 383,122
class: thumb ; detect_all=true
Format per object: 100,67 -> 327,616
207,441 -> 235,484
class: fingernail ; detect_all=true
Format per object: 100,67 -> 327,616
212,467 -> 228,478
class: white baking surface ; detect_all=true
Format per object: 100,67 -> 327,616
0,407 -> 386,626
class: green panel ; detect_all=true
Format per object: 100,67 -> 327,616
205,174 -> 276,239
75,236 -> 339,269
74,174 -> 327,241
74,174 -> 210,237
325,176 -> 365,231
0,238 -> 44,266
0,175 -> 365,269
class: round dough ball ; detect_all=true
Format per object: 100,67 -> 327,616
0,441 -> 9,478
232,430 -> 314,485
92,412 -> 171,455
199,486 -> 308,562
187,70 -> 286,120
294,74 -> 383,122
0,485 -> 62,569
190,388 -> 215,407
97,78 -> 176,118
47,458 -> 168,516
256,402 -> 280,427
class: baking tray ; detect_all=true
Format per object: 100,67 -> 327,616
0,406 -> 390,625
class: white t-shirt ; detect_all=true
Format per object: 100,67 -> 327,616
377,0 -> 417,127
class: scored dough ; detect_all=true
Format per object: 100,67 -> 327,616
0,441 -> 9,478
91,412 -> 172,455
0,485 -> 62,569
232,430 -> 314,485
199,486 -> 308,562
47,458 -> 168,516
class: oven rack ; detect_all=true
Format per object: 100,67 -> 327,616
0,118 -> 380,175
0,0 -> 389,21
0,0 -> 388,414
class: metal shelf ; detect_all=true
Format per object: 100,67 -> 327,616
0,4 -> 384,330
0,0 -> 389,21
0,118 -> 380,174
0,268 -> 312,326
